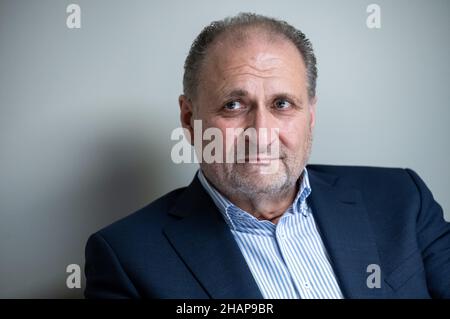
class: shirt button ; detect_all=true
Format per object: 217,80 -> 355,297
304,282 -> 311,289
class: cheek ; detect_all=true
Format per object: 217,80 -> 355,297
278,117 -> 311,150
201,118 -> 236,153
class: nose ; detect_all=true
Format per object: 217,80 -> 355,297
247,105 -> 279,152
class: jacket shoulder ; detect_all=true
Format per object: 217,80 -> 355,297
307,164 -> 417,186
91,186 -> 186,244
307,163 -> 407,176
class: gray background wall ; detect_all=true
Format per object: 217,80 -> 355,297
0,0 -> 448,298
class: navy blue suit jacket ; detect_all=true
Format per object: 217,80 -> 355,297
84,165 -> 450,298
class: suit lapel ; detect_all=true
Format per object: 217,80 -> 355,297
164,169 -> 387,299
308,168 -> 386,298
163,174 -> 263,299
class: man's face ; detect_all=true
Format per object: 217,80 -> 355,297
181,31 -> 316,198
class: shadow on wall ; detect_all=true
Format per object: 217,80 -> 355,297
2,102 -> 177,298
65,103 -> 174,298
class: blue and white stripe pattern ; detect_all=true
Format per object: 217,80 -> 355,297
197,168 -> 344,299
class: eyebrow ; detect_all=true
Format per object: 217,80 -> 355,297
221,89 -> 303,105
222,89 -> 250,100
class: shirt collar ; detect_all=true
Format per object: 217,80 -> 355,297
197,168 -> 312,231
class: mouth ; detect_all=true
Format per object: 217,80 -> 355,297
240,156 -> 281,164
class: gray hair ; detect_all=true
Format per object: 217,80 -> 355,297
182,12 -> 317,101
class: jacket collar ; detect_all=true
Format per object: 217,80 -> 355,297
164,172 -> 263,298
307,168 -> 386,298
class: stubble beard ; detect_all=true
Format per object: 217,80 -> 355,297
200,128 -> 313,201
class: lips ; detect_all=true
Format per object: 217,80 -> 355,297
240,157 -> 280,163
246,157 -> 278,161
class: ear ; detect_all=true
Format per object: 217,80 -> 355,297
179,95 -> 195,145
309,96 -> 317,129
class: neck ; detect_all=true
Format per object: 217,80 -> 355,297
225,184 -> 298,224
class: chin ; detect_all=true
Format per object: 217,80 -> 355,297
237,160 -> 284,175
231,171 -> 290,194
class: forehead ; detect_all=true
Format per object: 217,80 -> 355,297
199,29 -> 307,95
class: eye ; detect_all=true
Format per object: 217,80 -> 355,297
224,100 -> 243,110
274,99 -> 292,109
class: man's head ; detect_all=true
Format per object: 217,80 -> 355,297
179,13 -> 317,200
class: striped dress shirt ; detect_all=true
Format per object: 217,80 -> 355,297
197,168 -> 344,299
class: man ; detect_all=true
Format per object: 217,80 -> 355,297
84,13 -> 450,299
